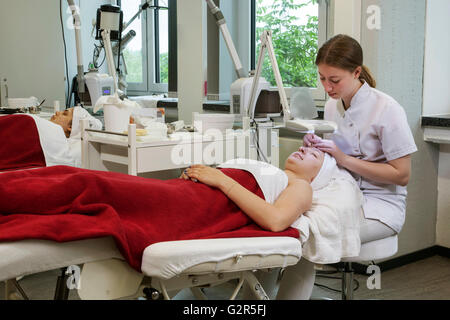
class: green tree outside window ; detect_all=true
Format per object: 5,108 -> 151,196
256,0 -> 318,88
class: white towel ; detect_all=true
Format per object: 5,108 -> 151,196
93,93 -> 141,113
70,106 -> 103,139
310,153 -> 337,190
291,154 -> 362,264
218,158 -> 288,204
220,156 -> 362,264
29,115 -> 79,167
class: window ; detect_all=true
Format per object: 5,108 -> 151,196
122,0 -> 146,89
122,0 -> 169,94
155,0 -> 169,84
252,0 -> 328,101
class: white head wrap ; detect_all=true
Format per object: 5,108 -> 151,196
70,106 -> 103,139
310,153 -> 337,191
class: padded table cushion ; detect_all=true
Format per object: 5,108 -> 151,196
141,237 -> 302,280
341,235 -> 398,262
0,237 -> 123,282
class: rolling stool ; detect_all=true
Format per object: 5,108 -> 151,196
340,235 -> 398,300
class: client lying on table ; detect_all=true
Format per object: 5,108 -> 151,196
49,106 -> 102,139
0,107 -> 101,170
180,148 -> 323,232
0,148 -> 362,273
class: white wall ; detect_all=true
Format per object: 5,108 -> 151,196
422,0 -> 450,116
423,0 -> 450,249
361,0 -> 440,256
0,0 -> 66,105
0,0 -> 109,108
331,0 -> 362,41
218,0 -> 251,100
176,0 -> 205,123
437,145 -> 450,247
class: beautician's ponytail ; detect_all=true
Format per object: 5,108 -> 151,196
316,34 -> 376,88
360,65 -> 376,88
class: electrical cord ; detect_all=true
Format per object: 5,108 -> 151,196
251,119 -> 269,163
93,43 -> 106,69
314,278 -> 360,294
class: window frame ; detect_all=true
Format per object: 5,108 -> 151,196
125,0 -> 169,95
251,0 -> 329,103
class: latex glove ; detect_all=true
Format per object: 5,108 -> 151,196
312,139 -> 348,165
303,133 -> 322,147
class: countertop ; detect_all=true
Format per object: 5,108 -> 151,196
421,114 -> 450,127
421,114 -> 450,144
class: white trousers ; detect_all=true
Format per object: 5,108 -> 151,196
246,212 -> 396,300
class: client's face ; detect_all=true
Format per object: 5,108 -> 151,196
285,147 -> 325,182
50,108 -> 74,138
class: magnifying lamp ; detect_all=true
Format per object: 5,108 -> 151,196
246,30 -> 337,134
95,5 -> 124,96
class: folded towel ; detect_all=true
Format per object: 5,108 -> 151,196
292,156 -> 363,264
310,153 -> 337,191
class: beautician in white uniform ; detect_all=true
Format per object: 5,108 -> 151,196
242,34 -> 418,301
266,34 -> 418,301
304,34 -> 417,241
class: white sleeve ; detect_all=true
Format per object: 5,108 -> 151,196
378,103 -> 417,161
323,99 -> 337,140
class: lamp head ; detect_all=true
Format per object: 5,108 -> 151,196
95,5 -> 123,41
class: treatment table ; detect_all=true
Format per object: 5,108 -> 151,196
1,119 -> 295,300
1,236 -> 301,300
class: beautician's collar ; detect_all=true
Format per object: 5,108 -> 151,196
336,81 -> 371,117
337,81 -> 370,117
349,81 -> 371,108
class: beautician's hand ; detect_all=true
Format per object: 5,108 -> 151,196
181,165 -> 234,190
312,139 -> 349,166
303,133 -> 322,147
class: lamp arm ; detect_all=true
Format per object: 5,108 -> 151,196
246,30 -> 292,121
123,1 -> 168,32
123,1 -> 150,31
205,0 -> 246,79
265,31 -> 291,122
246,34 -> 267,119
67,0 -> 85,93
101,30 -> 118,95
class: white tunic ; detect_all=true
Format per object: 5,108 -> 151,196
323,82 -> 417,233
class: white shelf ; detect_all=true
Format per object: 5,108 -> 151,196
423,127 -> 450,144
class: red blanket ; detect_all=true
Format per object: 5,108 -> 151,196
0,166 -> 299,271
0,115 -> 46,171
